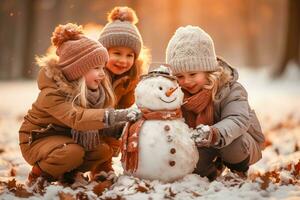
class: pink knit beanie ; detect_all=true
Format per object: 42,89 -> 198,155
51,23 -> 109,81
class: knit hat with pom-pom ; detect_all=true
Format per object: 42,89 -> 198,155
52,23 -> 109,81
98,6 -> 143,56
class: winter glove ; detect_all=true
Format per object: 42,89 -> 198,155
191,124 -> 221,147
104,107 -> 142,127
126,107 -> 142,122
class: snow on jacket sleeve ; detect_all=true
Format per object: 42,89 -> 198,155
212,83 -> 251,148
39,88 -> 106,131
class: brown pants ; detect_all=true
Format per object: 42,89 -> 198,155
194,131 -> 262,178
19,134 -> 114,179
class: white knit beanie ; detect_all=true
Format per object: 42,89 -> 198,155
166,25 -> 218,74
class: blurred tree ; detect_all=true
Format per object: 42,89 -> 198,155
0,0 -> 28,79
243,0 -> 259,67
274,0 -> 300,77
0,0 -> 291,79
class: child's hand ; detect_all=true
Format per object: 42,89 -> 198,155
192,124 -> 220,147
126,107 -> 142,122
104,108 -> 142,127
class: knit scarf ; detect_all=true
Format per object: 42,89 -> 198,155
71,85 -> 105,151
121,108 -> 182,172
182,89 -> 214,128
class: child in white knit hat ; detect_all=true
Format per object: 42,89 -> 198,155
166,25 -> 265,181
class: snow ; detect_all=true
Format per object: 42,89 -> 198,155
0,65 -> 300,199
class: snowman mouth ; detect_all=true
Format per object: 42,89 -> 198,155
159,97 -> 177,103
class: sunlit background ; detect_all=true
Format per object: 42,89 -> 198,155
0,0 -> 299,79
0,1 -> 300,199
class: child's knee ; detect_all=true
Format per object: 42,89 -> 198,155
39,143 -> 85,178
64,143 -> 85,164
221,132 -> 262,166
220,135 -> 250,164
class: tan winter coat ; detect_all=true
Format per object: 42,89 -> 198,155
19,57 -> 108,144
105,69 -> 138,109
19,57 -> 125,178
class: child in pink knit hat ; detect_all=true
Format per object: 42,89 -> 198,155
19,23 -> 141,192
98,6 -> 151,109
97,6 -> 151,167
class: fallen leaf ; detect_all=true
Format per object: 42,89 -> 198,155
263,139 -> 272,148
59,192 -> 75,200
93,180 -> 112,196
295,144 -> 299,152
7,179 -> 17,190
190,191 -> 201,197
136,185 -> 148,193
168,187 -> 176,197
75,191 -> 89,200
10,167 -> 16,176
260,174 -> 270,190
293,160 -> 300,176
14,184 -> 33,198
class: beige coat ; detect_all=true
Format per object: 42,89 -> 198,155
105,68 -> 138,109
211,64 -> 265,164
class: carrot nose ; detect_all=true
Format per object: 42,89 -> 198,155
165,87 -> 178,97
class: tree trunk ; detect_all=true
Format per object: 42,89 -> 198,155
274,0 -> 300,77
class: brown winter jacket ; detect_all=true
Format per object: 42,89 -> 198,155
105,69 -> 138,109
211,64 -> 265,151
19,57 -> 108,144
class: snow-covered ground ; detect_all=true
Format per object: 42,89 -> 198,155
0,65 -> 299,199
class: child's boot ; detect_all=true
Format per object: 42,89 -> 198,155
27,164 -> 55,193
224,156 -> 250,179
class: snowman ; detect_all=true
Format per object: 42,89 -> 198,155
121,64 -> 199,182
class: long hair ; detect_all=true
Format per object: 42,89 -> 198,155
74,75 -> 116,109
203,64 -> 233,101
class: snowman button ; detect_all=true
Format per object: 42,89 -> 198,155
164,125 -> 170,131
169,161 -> 176,166
170,148 -> 176,154
167,135 -> 173,142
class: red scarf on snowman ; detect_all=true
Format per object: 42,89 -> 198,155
121,108 -> 182,172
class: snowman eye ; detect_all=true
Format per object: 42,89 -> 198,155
159,86 -> 163,90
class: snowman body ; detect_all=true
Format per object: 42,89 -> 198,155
123,73 -> 199,182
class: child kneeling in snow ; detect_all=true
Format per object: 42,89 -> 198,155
166,25 -> 265,181
18,23 -> 140,190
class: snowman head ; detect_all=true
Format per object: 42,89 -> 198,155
135,65 -> 184,110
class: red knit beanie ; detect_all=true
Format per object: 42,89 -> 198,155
51,23 -> 108,81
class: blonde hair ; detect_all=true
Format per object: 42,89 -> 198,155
203,65 -> 233,101
74,75 -> 116,109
